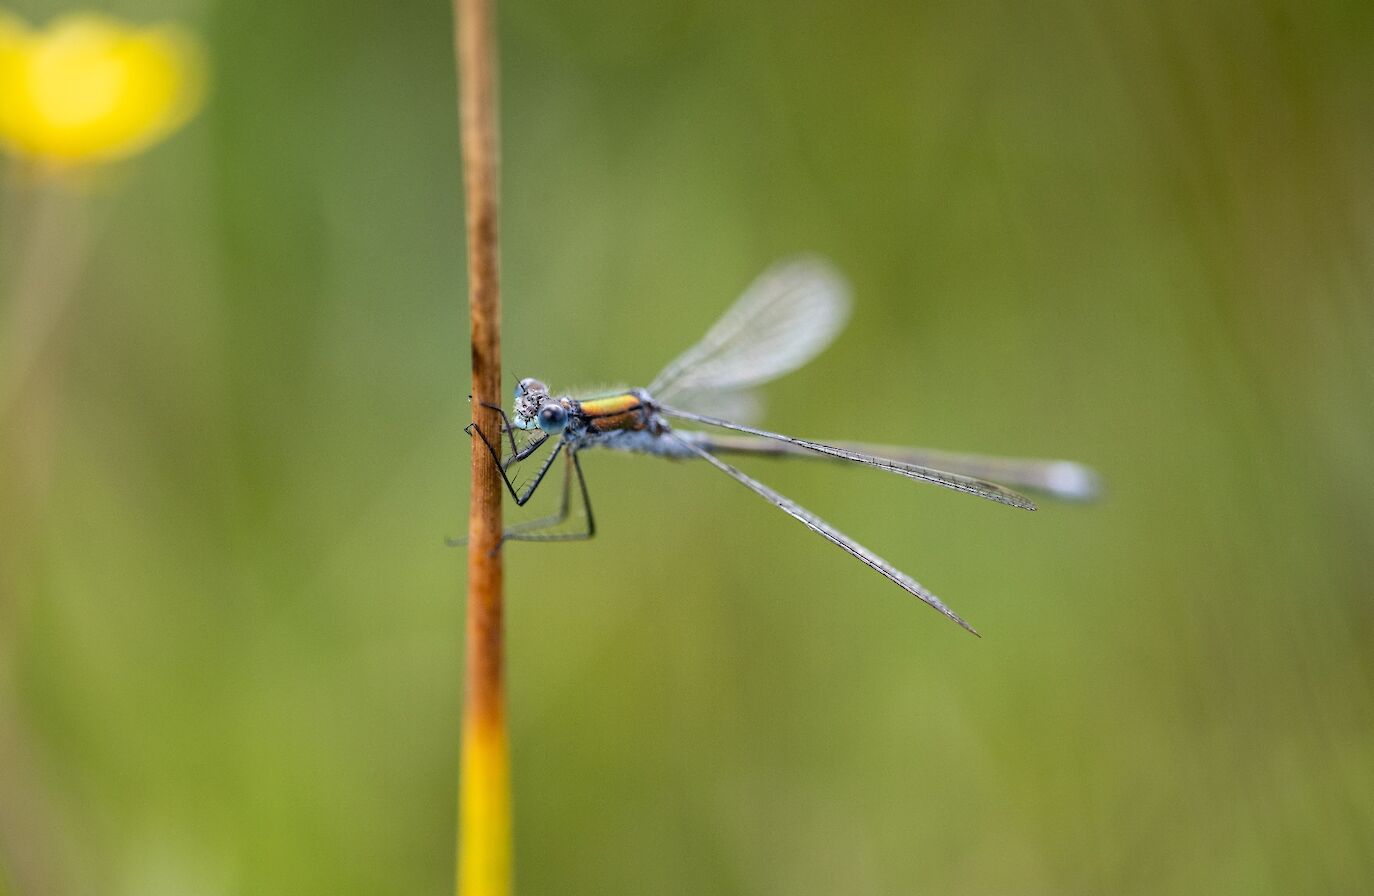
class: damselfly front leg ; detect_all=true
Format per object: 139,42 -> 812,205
466,402 -> 549,470
468,418 -> 565,506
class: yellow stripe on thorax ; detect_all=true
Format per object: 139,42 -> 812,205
579,391 -> 648,433
578,392 -> 642,417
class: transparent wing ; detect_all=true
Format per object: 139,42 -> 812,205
665,432 -> 979,635
671,389 -> 765,426
660,406 -> 1038,511
672,432 -> 1101,503
648,257 -> 852,403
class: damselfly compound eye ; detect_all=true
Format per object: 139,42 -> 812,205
518,378 -> 547,396
537,402 -> 568,434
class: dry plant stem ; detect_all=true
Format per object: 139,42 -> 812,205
454,0 -> 510,894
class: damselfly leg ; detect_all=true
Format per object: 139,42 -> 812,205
467,402 -> 549,470
500,450 -> 574,536
462,413 -> 596,542
468,416 -> 564,506
501,447 -> 596,542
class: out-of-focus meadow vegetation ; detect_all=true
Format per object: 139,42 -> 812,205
2,0 -> 1372,893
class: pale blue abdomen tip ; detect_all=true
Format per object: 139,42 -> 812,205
1044,461 -> 1101,501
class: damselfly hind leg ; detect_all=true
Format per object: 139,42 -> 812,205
503,448 -> 596,542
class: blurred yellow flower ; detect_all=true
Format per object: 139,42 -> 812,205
0,12 -> 205,166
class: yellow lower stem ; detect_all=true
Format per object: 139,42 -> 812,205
458,713 -> 511,896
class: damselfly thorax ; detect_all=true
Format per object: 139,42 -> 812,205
464,258 -> 1098,635
573,391 -> 661,435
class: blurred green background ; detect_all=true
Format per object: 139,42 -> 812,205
2,0 -> 1373,893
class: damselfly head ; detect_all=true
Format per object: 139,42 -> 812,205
513,377 -> 551,430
